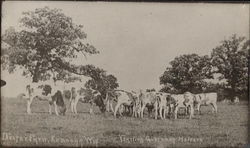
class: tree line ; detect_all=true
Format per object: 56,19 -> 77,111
159,35 -> 249,101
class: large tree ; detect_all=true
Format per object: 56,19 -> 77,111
1,7 -> 100,83
160,54 -> 213,93
211,34 -> 249,100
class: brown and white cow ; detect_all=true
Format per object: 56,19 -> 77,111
52,90 -> 67,115
25,84 -> 65,115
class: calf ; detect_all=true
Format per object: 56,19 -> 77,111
193,92 -> 217,114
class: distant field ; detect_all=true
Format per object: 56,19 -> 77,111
1,96 -> 249,147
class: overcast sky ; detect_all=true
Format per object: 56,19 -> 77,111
1,2 -> 249,97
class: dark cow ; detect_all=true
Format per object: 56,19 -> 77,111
51,90 -> 66,115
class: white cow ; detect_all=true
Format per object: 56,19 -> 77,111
105,90 -> 118,113
69,87 -> 101,114
193,92 -> 218,114
139,91 -> 159,119
113,90 -> 137,118
171,92 -> 194,119
155,92 -> 171,119
25,83 -> 59,115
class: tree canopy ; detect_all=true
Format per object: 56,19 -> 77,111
1,7 -> 100,83
211,34 -> 249,99
84,72 -> 119,98
160,54 -> 213,93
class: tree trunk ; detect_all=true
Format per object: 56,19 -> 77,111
32,62 -> 41,83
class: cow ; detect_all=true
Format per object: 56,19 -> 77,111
132,91 -> 142,118
113,90 -> 138,118
51,90 -> 67,115
139,91 -> 159,119
68,87 -> 102,114
25,84 -> 59,115
68,87 -> 80,114
192,92 -> 218,114
155,92 -> 172,119
170,92 -> 194,119
105,90 -> 118,113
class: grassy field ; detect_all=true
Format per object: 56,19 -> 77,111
1,96 -> 249,147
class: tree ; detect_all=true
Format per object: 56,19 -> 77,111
160,54 -> 213,93
1,7 -> 99,83
211,34 -> 249,100
85,72 -> 119,99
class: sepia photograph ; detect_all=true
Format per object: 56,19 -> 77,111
1,1 -> 249,147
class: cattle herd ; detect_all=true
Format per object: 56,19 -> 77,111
23,83 -> 218,119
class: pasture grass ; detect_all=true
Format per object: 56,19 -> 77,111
1,96 -> 249,147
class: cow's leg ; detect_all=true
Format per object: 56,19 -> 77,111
114,102 -> 121,118
211,103 -> 217,114
141,104 -> 146,118
154,103 -> 158,120
189,105 -> 194,119
119,105 -> 123,116
197,103 -> 201,114
27,96 -> 34,114
138,105 -> 142,118
132,105 -> 136,117
89,107 -> 93,114
163,107 -> 166,119
110,102 -> 114,113
70,99 -> 75,113
49,101 -> 53,115
106,99 -> 110,112
159,106 -> 163,119
54,101 -> 59,116
185,106 -> 189,115
174,106 -> 178,119
129,106 -> 133,116
73,98 -> 79,114
48,96 -> 53,115
166,106 -> 169,116
89,103 -> 93,114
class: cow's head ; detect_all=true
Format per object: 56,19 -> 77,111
42,85 -> 52,96
167,95 -> 176,106
184,92 -> 194,105
93,95 -> 106,113
26,85 -> 34,95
